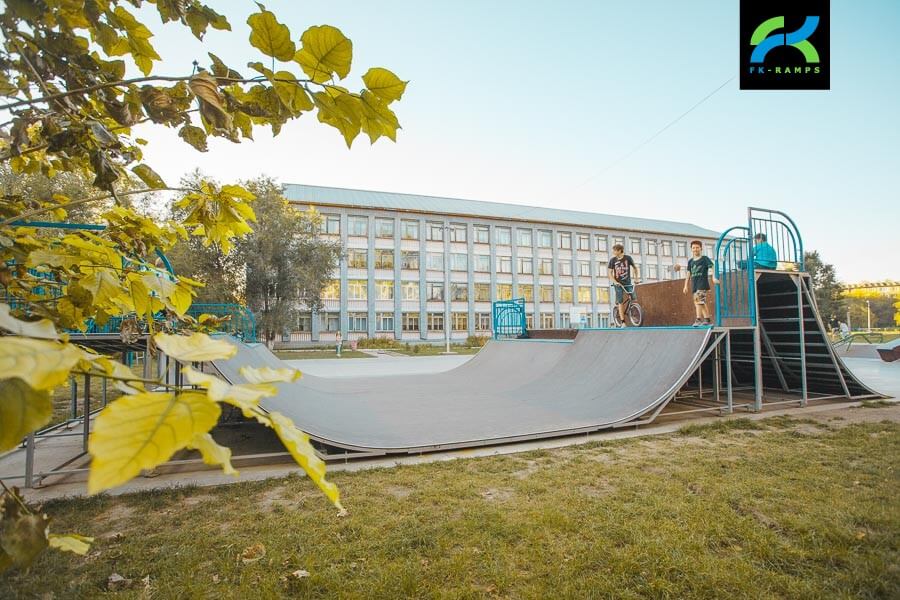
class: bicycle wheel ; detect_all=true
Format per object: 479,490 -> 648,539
612,309 -> 623,327
627,302 -> 643,327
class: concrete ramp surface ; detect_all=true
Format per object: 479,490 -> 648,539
212,328 -> 712,453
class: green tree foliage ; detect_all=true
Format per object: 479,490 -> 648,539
0,1 -> 405,570
240,178 -> 340,344
804,251 -> 846,325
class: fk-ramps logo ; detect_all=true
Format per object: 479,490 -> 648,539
740,0 -> 830,90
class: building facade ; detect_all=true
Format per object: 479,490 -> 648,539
283,184 -> 720,342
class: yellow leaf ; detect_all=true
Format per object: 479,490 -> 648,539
141,272 -> 193,315
182,366 -> 275,405
0,338 -> 84,390
187,432 -> 238,476
0,379 -> 51,453
239,366 -> 302,384
247,9 -> 295,61
271,71 -> 314,114
87,356 -> 145,395
80,269 -> 123,308
294,25 -> 352,83
362,67 -> 408,102
0,303 -> 59,339
131,164 -> 167,189
48,534 -> 93,556
269,412 -> 342,510
88,391 -> 220,493
154,333 -> 237,362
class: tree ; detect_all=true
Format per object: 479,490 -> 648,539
0,1 -> 406,570
805,251 -> 846,325
240,177 -> 340,345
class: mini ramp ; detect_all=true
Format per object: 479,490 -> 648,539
211,328 -> 713,454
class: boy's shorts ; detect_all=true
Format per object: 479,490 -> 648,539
693,290 -> 708,305
614,284 -> 633,305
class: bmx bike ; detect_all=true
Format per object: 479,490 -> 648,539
611,281 -> 643,327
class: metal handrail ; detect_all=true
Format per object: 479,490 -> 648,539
492,297 -> 527,339
714,226 -> 755,326
748,207 -> 804,271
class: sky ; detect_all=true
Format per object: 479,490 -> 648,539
127,1 -> 900,282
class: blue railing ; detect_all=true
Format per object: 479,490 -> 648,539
714,226 -> 756,326
748,207 -> 804,271
187,303 -> 258,342
492,298 -> 527,339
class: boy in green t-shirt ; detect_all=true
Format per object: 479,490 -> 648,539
683,240 -> 719,326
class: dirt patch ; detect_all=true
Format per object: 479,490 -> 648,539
511,460 -> 541,480
480,488 -> 513,502
580,480 -> 616,498
181,493 -> 216,507
257,486 -> 288,512
385,485 -> 413,499
804,404 -> 900,428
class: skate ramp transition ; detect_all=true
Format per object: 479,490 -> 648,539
211,328 -> 713,453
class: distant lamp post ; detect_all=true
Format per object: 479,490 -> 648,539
866,300 -> 871,332
441,224 -> 456,355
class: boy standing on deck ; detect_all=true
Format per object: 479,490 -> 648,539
683,240 -> 719,327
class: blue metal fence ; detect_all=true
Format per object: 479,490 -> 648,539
187,303 -> 258,342
748,207 -> 805,271
492,298 -> 527,339
714,226 -> 756,326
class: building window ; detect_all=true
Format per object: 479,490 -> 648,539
596,287 -> 610,304
321,280 -> 340,300
474,255 -> 490,272
646,264 -> 658,280
705,243 -> 715,257
349,312 -> 367,332
537,230 -> 552,248
474,283 -> 490,302
476,313 -> 491,331
450,253 -> 467,271
347,249 -> 367,269
497,256 -> 512,273
613,236 -> 625,249
426,222 -> 444,241
517,257 -> 533,275
558,232 -> 572,250
596,261 -> 607,277
426,282 -> 444,301
560,312 -> 571,328
401,219 -> 419,240
595,235 -> 608,252
526,313 -> 535,329
559,286 -> 573,303
450,283 -> 468,301
375,218 -> 394,238
630,238 -> 641,254
449,223 -> 467,242
348,216 -> 368,237
578,286 -> 591,304
662,265 -> 672,280
376,280 -> 394,300
322,214 -> 340,235
320,313 -> 339,332
376,312 -> 394,331
578,261 -> 591,277
676,241 -> 687,257
517,229 -> 533,247
647,240 -> 658,255
521,285 -> 534,302
495,227 -> 511,246
474,225 -> 490,244
401,281 -> 419,301
452,312 -> 468,331
426,252 -> 444,271
584,313 -> 593,327
540,313 -> 554,328
347,279 -> 367,300
577,234 -> 590,251
497,283 -> 513,300
427,312 -> 444,332
298,313 -> 312,331
540,285 -> 554,302
375,248 -> 394,269
558,261 -> 572,276
402,312 -> 419,331
661,240 -> 672,257
401,251 -> 419,270
539,258 -> 553,276
599,313 -> 610,328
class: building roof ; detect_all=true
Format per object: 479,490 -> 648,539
283,184 -> 721,239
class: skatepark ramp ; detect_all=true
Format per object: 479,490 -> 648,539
211,328 -> 714,454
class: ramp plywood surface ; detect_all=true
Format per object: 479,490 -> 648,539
212,329 -> 712,452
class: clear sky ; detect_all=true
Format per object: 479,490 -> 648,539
131,1 -> 900,282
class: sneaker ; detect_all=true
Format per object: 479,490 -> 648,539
703,318 -> 712,326
692,319 -> 702,327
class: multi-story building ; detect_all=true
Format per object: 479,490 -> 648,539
283,184 -> 720,342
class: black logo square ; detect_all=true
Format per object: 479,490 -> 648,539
740,0 -> 830,90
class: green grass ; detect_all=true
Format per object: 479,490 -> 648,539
273,350 -> 373,360
391,345 -> 481,356
3,416 -> 899,598
48,364 -> 142,427
859,399 -> 896,409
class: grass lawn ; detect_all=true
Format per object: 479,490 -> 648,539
391,345 -> 482,356
273,350 -> 374,360
48,363 -> 142,427
3,412 -> 898,598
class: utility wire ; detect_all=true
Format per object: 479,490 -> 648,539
571,75 -> 735,192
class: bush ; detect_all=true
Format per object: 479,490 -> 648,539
466,335 -> 490,348
356,337 -> 402,349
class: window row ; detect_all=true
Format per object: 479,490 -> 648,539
303,311 -> 612,332
325,280 -> 616,304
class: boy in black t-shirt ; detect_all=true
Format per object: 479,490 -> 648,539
683,240 -> 719,326
607,243 -> 639,327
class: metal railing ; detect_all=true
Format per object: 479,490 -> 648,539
714,226 -> 756,326
187,303 -> 258,342
492,298 -> 527,339
748,207 -> 804,271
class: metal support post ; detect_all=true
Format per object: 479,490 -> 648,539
713,343 -> 721,406
101,376 -> 108,407
725,330 -> 733,414
70,376 -> 78,420
83,373 -> 91,452
24,433 -> 35,489
752,325 -> 763,411
797,275 -> 808,407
